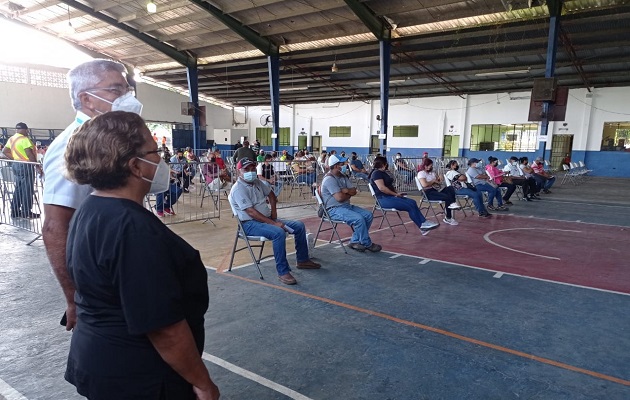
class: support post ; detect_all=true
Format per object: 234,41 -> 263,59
540,0 -> 562,160
186,62 -> 201,151
379,40 -> 391,156
268,55 -> 280,152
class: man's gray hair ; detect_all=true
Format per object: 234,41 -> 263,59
67,59 -> 126,111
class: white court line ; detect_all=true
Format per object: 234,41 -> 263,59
538,199 -> 630,208
389,254 -> 402,259
202,352 -> 313,400
418,258 -> 431,264
378,249 -> 630,297
0,378 -> 28,400
493,272 -> 504,279
483,228 -> 582,261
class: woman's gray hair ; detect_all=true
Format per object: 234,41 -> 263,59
67,59 -> 126,111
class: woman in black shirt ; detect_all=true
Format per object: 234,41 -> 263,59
64,112 -> 219,400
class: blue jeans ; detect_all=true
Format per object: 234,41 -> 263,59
424,187 -> 456,219
378,195 -> 425,230
242,219 -> 309,276
455,188 -> 487,214
155,182 -> 183,212
327,204 -> 373,247
353,172 -> 369,181
11,162 -> 35,215
475,183 -> 503,206
535,174 -> 556,190
297,172 -> 316,185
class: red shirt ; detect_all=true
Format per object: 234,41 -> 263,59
215,157 -> 226,170
532,161 -> 545,174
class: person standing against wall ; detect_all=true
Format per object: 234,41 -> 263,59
2,122 -> 42,218
42,59 -> 143,331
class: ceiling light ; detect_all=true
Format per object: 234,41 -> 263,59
279,86 -> 309,92
365,79 -> 407,85
475,68 -> 530,77
331,62 -> 338,73
147,1 -> 157,13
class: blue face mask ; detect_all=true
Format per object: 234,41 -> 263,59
243,171 -> 257,182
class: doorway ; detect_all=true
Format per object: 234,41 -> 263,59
298,135 -> 307,152
312,135 -> 321,153
370,135 -> 380,154
550,134 -> 573,170
442,135 -> 459,158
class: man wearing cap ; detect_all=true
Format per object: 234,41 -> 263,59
531,157 -> 556,193
232,140 -> 257,163
42,59 -> 143,331
466,158 -> 509,211
321,154 -> 381,253
3,122 -> 42,218
228,158 -> 321,285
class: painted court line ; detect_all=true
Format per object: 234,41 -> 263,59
389,254 -> 402,259
483,228 -> 581,261
493,272 -> 504,279
202,352 -> 313,400
0,378 -> 28,400
418,258 -> 431,264
380,249 -> 630,297
219,272 -> 630,388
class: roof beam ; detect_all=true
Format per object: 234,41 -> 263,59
343,0 -> 389,40
57,0 -> 195,67
185,0 -> 279,55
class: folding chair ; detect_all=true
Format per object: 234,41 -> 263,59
414,177 -> 444,224
227,216 -> 276,280
313,190 -> 352,254
199,164 -> 228,210
443,174 -> 474,217
367,183 -> 408,235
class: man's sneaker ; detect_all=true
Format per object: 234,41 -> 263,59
348,242 -> 366,252
164,208 -> 176,215
448,203 -> 461,210
420,229 -> 431,236
486,205 -> 497,211
478,212 -> 491,218
496,205 -> 509,211
156,211 -> 165,217
543,189 -> 552,194
366,243 -> 382,253
421,221 -> 439,230
278,272 -> 297,285
443,217 -> 459,226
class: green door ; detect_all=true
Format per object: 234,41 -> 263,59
312,136 -> 321,152
298,136 -> 307,151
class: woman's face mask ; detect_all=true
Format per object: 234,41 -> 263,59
137,157 -> 170,194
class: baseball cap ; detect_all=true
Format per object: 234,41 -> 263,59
15,122 -> 28,129
237,158 -> 256,169
467,158 -> 480,165
328,154 -> 348,167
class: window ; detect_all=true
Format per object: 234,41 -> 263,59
601,122 -> 630,151
30,69 -> 68,88
0,64 -> 28,84
329,126 -> 351,137
257,127 -> 290,146
256,127 -> 272,146
393,125 -> 419,137
470,124 -> 538,152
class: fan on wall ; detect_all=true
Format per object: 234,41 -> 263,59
260,114 -> 273,126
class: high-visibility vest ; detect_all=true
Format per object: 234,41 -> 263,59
6,133 -> 33,161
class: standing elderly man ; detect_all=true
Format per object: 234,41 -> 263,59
2,122 -> 42,218
321,154 -> 381,253
228,158 -> 321,285
42,59 -> 143,331
232,140 -> 256,163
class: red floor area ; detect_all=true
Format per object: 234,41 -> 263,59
304,212 -> 630,294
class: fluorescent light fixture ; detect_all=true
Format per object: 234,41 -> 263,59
365,79 -> 407,85
475,68 -> 530,77
147,1 -> 157,13
279,86 -> 309,92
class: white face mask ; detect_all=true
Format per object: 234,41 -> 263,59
243,171 -> 257,182
137,157 -> 170,194
395,155 -> 401,159
87,92 -> 143,115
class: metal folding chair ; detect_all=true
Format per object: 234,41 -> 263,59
414,177 -> 444,224
227,217 -> 276,280
313,190 -> 352,254
367,183 -> 408,236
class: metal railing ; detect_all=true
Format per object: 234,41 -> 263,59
0,160 -> 43,244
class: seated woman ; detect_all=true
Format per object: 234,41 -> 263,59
416,158 -> 461,226
292,150 -> 316,184
369,156 -> 438,234
257,153 -> 283,196
63,111 -> 219,400
485,156 -> 517,205
444,160 -> 491,218
394,153 -> 415,183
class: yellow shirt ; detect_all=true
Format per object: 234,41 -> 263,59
5,133 -> 34,161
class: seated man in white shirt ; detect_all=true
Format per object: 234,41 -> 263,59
228,158 -> 320,285
503,156 -> 537,201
